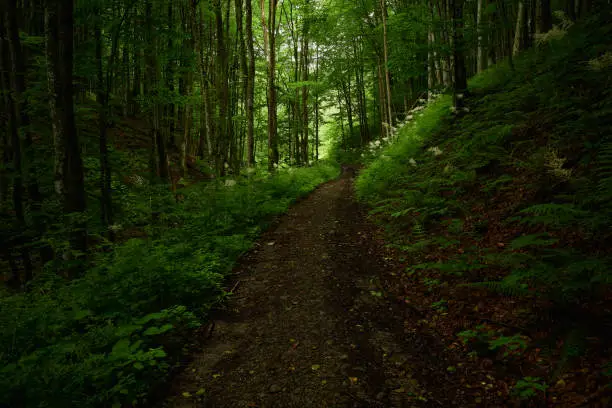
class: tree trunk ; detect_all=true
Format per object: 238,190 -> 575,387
262,0 -> 279,171
245,0 -> 255,167
45,0 -> 87,270
301,33 -> 309,164
95,15 -> 113,241
537,0 -> 552,33
214,0 -> 230,176
477,0 -> 487,72
513,1 -> 525,56
451,0 -> 467,110
380,0 -> 393,127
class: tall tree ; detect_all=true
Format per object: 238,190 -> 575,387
262,0 -> 279,171
245,0 -> 256,167
45,0 -> 87,267
451,0 -> 467,110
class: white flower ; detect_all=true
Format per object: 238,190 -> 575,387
463,107 -> 470,112
224,179 -> 236,187
427,146 -> 443,156
375,140 -> 381,146
409,158 -> 417,167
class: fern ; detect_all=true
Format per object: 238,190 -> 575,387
519,203 -> 589,227
510,233 -> 559,250
466,280 -> 530,297
552,328 -> 586,380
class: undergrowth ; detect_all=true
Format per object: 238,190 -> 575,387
0,163 -> 338,407
357,10 -> 612,404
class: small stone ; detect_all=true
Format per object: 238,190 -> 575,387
269,384 -> 282,393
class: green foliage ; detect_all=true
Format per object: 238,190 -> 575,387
511,377 -> 548,399
0,163 -> 338,408
356,13 -> 612,309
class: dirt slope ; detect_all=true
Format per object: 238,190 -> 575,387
162,170 -> 471,408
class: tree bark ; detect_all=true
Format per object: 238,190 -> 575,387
262,0 -> 279,171
380,0 -> 393,128
451,0 -> 467,110
214,0 -> 230,176
45,0 -> 87,269
95,15 -> 113,241
537,0 -> 552,33
245,0 -> 256,167
477,0 -> 487,72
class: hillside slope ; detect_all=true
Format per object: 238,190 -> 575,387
357,11 -> 612,406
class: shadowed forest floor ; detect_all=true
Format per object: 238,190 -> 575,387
161,169 -> 490,408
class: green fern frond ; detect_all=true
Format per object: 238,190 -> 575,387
466,280 -> 530,297
510,233 -> 559,250
519,203 -> 589,227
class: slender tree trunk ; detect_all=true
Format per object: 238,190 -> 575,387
377,61 -> 387,138
301,32 -> 309,164
262,0 -> 279,171
245,0 -> 255,167
5,0 -> 53,265
513,1 -> 525,56
428,30 -> 435,97
537,0 -> 552,33
45,0 -> 87,271
451,0 -> 467,110
315,44 -> 320,160
341,79 -> 354,140
95,15 -> 113,241
1,16 -> 33,286
380,0 -> 393,127
477,0 -> 487,72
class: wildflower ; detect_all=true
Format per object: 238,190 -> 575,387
224,179 -> 237,187
409,158 -> 417,167
427,146 -> 443,156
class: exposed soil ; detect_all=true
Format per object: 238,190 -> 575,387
161,168 -> 487,408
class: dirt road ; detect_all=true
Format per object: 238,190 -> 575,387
163,171 -> 460,408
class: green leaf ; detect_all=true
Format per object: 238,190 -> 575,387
510,233 -> 558,250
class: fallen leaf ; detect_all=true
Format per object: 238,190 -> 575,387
393,387 -> 405,393
311,364 -> 320,371
182,392 -> 192,398
321,380 -> 327,385
349,377 -> 358,385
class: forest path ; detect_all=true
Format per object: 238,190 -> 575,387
163,169 -> 456,408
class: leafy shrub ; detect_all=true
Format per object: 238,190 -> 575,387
0,162 -> 338,408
